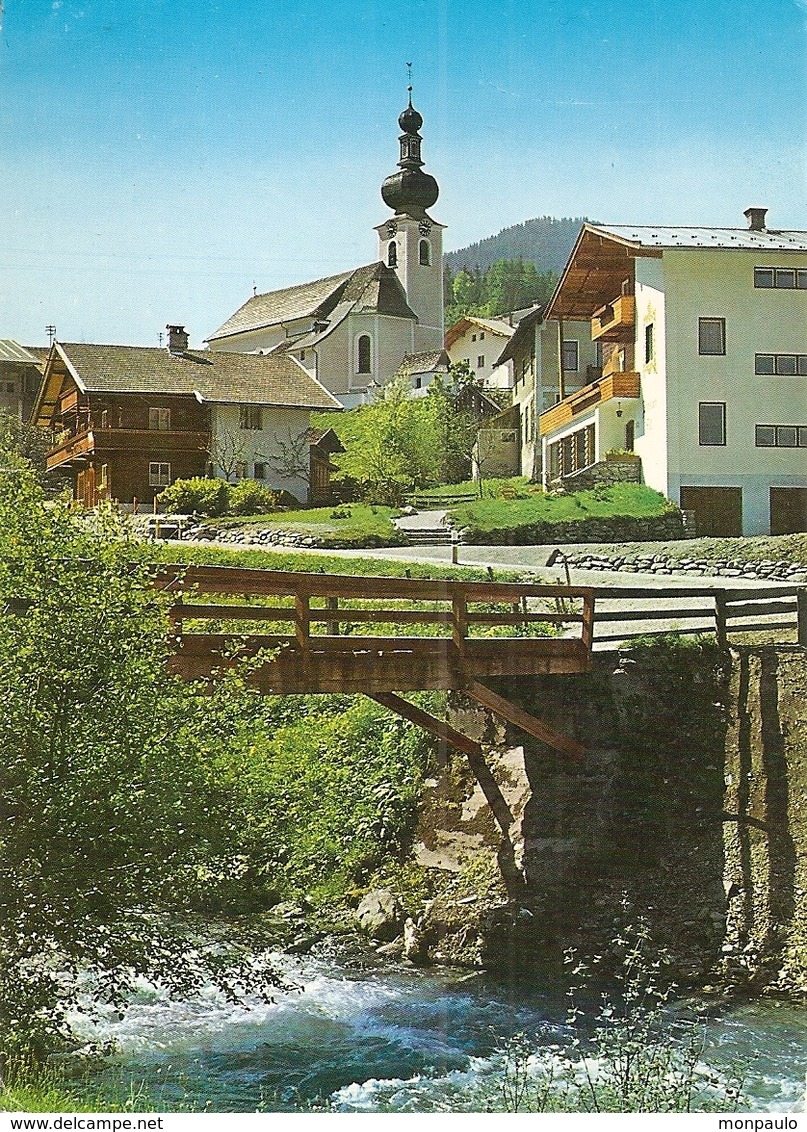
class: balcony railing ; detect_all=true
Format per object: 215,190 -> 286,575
47,427 -> 209,471
539,372 -> 640,437
591,294 -> 635,342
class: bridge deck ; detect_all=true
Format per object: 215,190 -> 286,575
156,564 -> 595,696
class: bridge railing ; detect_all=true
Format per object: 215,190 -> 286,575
153,564 -> 597,656
590,583 -> 807,647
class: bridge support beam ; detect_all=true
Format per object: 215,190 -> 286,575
466,680 -> 584,762
369,692 -> 482,758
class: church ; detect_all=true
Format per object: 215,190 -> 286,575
205,96 -> 446,408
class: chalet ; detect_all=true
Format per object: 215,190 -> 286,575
494,304 -> 599,480
0,341 -> 46,422
32,326 -> 340,508
542,209 -> 807,535
206,98 -> 445,407
444,315 -> 516,389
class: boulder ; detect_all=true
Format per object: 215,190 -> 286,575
355,888 -> 404,941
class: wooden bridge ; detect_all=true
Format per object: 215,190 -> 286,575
154,564 -> 596,760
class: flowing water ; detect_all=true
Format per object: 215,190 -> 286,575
72,950 -> 806,1113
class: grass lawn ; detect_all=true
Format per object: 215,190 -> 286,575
210,504 -> 404,547
151,541 -> 522,581
450,483 -> 677,538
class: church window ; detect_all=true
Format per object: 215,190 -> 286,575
357,334 -> 372,375
388,242 -> 398,267
419,239 -> 431,266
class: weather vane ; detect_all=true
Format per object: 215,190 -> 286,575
406,62 -> 413,98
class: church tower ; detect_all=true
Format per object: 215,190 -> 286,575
375,94 -> 445,352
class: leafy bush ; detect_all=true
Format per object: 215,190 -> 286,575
0,471 -> 286,1056
227,479 -> 280,515
158,476 -> 230,517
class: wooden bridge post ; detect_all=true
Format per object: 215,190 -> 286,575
295,593 -> 310,651
797,587 -> 807,647
451,590 -> 467,674
325,596 -> 340,636
714,589 -> 728,648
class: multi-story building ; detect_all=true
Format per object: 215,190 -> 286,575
32,326 -> 340,508
445,315 -> 516,389
541,209 -> 807,535
494,304 -> 599,480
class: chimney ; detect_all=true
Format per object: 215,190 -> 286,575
166,324 -> 189,354
744,207 -> 768,232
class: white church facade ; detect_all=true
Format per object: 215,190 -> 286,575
206,98 -> 446,408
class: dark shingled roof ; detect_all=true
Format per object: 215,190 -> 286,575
398,349 -> 450,375
494,304 -> 545,367
206,262 -> 417,343
54,343 -> 341,410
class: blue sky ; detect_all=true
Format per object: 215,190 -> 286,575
1,0 -> 805,346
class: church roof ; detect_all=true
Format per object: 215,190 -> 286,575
206,262 -> 416,344
33,342 -> 341,426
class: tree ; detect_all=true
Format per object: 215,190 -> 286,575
0,468 -> 278,1056
332,378 -> 442,504
267,426 -> 314,491
0,415 -> 52,487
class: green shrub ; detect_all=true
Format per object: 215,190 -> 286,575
228,479 -> 280,516
158,476 -> 230,517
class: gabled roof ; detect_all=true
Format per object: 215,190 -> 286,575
206,262 -> 417,344
589,222 -> 807,252
33,342 -> 341,426
495,304 -> 545,367
445,314 -> 516,349
547,221 -> 807,321
398,348 -> 450,376
0,340 -> 42,365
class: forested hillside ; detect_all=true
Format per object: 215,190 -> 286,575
444,215 -> 589,276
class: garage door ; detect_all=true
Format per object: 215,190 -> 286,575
679,487 -> 743,537
770,488 -> 807,535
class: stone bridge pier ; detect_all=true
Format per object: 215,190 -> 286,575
414,642 -> 807,993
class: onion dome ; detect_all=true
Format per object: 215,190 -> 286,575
381,97 -> 439,217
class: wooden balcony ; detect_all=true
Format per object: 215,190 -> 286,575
47,428 -> 209,470
591,294 -> 635,342
539,372 -> 640,437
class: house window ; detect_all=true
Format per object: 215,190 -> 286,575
5,381 -> 14,393
755,424 -> 807,447
479,331 -> 485,341
100,409 -> 109,429
698,318 -> 726,355
472,334 -> 477,342
698,402 -> 726,446
754,267 -> 807,289
562,340 -> 579,372
239,405 -> 262,430
388,242 -> 397,268
235,461 -> 247,479
253,462 -> 266,480
149,462 -> 171,487
477,355 -> 485,369
645,322 -> 655,365
357,334 -> 372,375
149,407 -> 171,430
99,464 -> 108,489
419,239 -> 431,266
755,353 -> 807,376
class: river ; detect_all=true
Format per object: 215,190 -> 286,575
72,949 -> 805,1113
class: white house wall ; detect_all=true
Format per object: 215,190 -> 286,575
633,257 -> 669,494
662,247 -> 807,534
210,404 -> 312,502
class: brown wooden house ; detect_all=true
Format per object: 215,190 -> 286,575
32,329 -> 341,508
